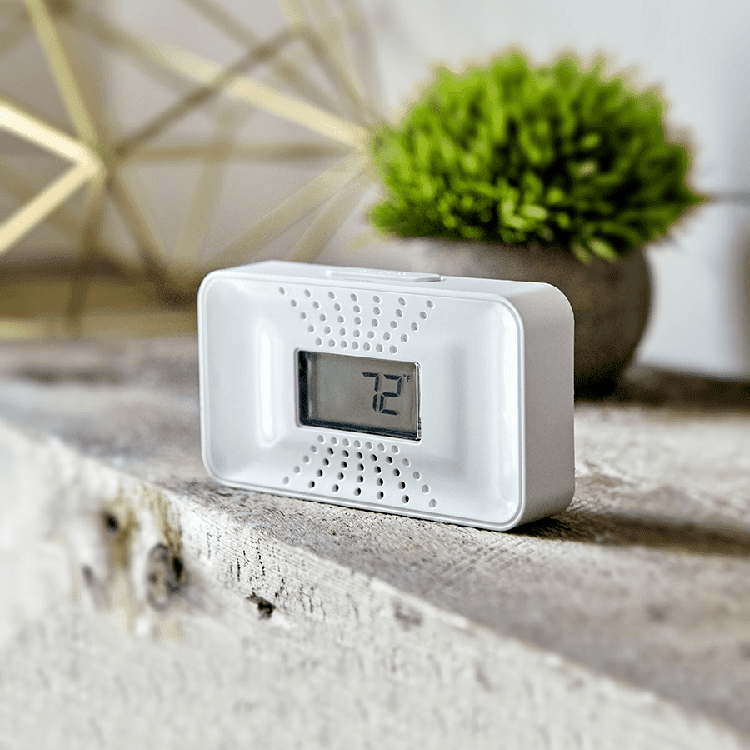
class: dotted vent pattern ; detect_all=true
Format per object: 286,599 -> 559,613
277,285 -> 435,355
282,436 -> 438,509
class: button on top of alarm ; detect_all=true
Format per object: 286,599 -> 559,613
325,268 -> 444,284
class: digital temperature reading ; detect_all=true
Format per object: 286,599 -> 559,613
297,351 -> 420,440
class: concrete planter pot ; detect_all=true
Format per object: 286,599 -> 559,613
395,239 -> 651,397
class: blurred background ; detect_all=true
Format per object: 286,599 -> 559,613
1,0 -> 749,378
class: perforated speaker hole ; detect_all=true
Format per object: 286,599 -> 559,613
287,425 -> 437,509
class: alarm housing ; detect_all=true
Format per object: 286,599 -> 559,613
198,261 -> 574,531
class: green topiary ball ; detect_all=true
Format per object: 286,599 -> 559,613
369,51 -> 703,261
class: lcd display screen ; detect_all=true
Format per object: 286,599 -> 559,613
297,351 -> 420,440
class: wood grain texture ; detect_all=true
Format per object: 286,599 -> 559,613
0,338 -> 748,749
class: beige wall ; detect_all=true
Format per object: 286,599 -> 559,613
1,0 -> 748,375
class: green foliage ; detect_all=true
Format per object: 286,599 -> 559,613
369,52 -> 703,260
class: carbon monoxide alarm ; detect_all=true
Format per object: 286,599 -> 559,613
198,261 -> 574,531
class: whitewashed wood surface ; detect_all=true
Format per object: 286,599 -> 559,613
0,338 -> 749,749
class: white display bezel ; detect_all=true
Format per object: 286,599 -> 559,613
200,265 -> 526,528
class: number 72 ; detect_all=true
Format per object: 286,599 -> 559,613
362,372 -> 403,415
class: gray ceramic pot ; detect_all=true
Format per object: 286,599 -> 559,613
395,239 -> 651,397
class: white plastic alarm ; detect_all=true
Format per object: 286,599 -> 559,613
198,261 -> 574,531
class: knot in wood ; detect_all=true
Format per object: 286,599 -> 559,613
145,543 -> 185,610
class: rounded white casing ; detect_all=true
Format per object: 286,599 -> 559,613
198,261 -> 574,531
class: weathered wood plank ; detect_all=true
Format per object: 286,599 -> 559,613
0,338 -> 748,748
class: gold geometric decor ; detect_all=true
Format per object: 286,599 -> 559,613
0,0 -> 383,339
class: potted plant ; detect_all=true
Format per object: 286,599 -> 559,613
368,51 -> 703,396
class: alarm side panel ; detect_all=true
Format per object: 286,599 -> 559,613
443,275 -> 575,523
512,285 -> 575,523
199,273 -> 299,483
